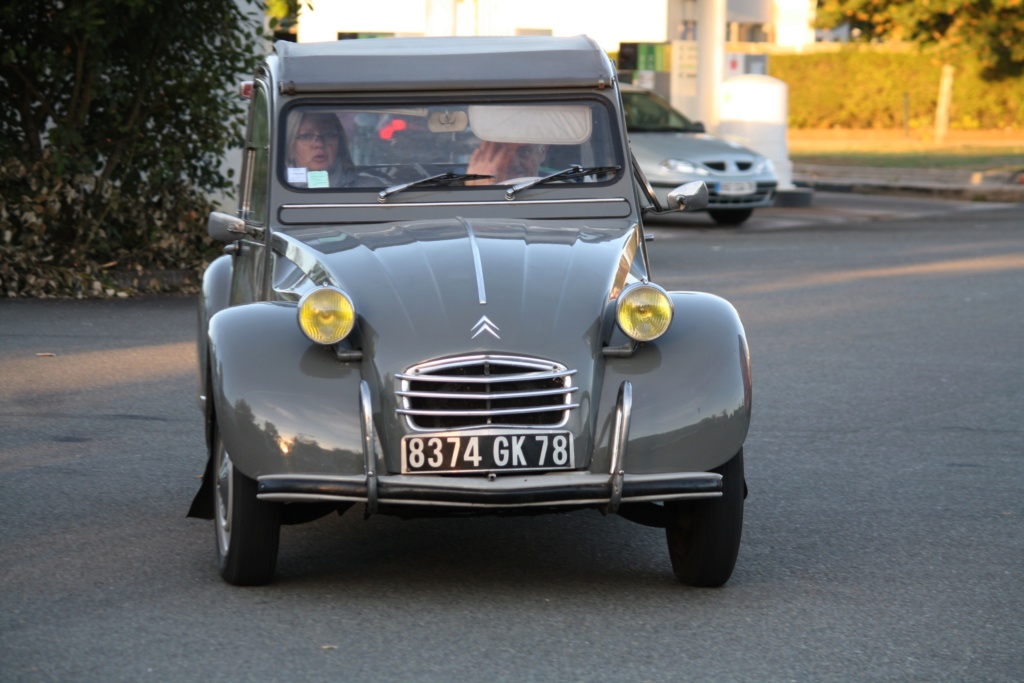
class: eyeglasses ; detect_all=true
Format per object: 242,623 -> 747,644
515,144 -> 547,159
295,131 -> 340,144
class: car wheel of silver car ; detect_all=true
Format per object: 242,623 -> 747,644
708,208 -> 754,226
213,424 -> 281,586
665,449 -> 744,587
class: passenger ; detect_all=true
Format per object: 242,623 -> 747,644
466,141 -> 548,184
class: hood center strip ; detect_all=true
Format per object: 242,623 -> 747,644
459,217 -> 487,305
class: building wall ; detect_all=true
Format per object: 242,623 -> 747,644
772,0 -> 815,49
297,0 -> 672,52
298,0 -> 431,41
296,0 -> 814,52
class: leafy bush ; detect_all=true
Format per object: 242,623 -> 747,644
0,0 -> 263,298
769,48 -> 1024,129
0,154 -> 218,297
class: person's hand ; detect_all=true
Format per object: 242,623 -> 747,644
466,141 -> 516,184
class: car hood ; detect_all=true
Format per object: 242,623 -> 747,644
629,131 -> 761,165
275,217 -> 641,466
276,217 -> 639,372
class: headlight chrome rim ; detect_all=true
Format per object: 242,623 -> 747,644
297,286 -> 356,345
616,282 -> 673,342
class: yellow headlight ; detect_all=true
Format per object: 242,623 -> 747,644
297,287 -> 355,345
616,283 -> 673,342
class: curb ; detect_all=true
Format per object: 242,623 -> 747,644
792,177 -> 1024,203
109,268 -> 199,293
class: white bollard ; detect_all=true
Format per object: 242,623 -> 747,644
717,74 -> 794,191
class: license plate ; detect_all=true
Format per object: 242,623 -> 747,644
401,431 -> 574,474
717,181 -> 757,195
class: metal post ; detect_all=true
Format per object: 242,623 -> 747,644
935,64 -> 955,143
696,0 -> 727,132
903,92 -> 910,139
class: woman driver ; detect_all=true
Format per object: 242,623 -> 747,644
286,111 -> 353,187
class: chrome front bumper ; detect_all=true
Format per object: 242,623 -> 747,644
257,470 -> 722,509
256,379 -> 722,512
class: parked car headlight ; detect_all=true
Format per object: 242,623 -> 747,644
616,282 -> 673,342
752,157 -> 775,174
659,159 -> 709,176
297,286 -> 355,345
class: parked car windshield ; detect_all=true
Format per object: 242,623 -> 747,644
280,98 -> 621,191
621,90 -> 701,133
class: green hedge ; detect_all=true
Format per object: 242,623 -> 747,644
768,49 -> 1024,129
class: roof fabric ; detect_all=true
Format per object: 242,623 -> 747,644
274,35 -> 614,94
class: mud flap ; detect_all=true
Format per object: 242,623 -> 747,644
187,453 -> 215,520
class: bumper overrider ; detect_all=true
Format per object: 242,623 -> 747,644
255,381 -> 723,513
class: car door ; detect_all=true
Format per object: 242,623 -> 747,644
229,79 -> 272,306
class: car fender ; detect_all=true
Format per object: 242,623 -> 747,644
197,254 -> 233,422
205,301 -> 368,482
596,291 -> 751,474
187,255 -> 237,519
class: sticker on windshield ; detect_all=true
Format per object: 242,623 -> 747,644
287,167 -> 307,184
307,170 -> 329,188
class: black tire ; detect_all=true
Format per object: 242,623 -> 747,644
708,208 -> 754,225
213,425 -> 281,586
665,449 -> 744,587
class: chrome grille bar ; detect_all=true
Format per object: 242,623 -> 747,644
395,369 -> 576,384
397,354 -> 576,430
397,387 -> 576,401
397,403 -> 580,417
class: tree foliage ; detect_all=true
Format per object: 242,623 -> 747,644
266,0 -> 301,31
0,0 -> 265,297
816,0 -> 1024,80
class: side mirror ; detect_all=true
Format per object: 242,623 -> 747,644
667,181 -> 709,212
690,121 -> 706,133
207,211 -> 248,242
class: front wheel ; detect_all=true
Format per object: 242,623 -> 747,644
214,425 -> 281,585
665,449 -> 744,587
708,208 -> 754,225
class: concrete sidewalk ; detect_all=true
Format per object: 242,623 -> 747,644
792,163 -> 1024,202
786,129 -> 1024,202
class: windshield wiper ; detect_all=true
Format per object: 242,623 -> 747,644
504,165 -> 621,200
378,172 -> 494,203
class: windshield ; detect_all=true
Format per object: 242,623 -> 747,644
621,90 -> 700,133
280,98 -> 621,191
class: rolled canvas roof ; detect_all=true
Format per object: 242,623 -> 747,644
274,35 -> 614,94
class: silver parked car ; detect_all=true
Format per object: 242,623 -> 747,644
622,84 -> 777,225
189,36 -> 751,587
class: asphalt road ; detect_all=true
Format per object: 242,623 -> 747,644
2,193 -> 1022,682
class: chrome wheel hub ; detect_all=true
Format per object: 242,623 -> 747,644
214,439 -> 233,557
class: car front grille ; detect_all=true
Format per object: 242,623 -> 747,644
396,355 -> 578,430
701,160 -> 755,173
